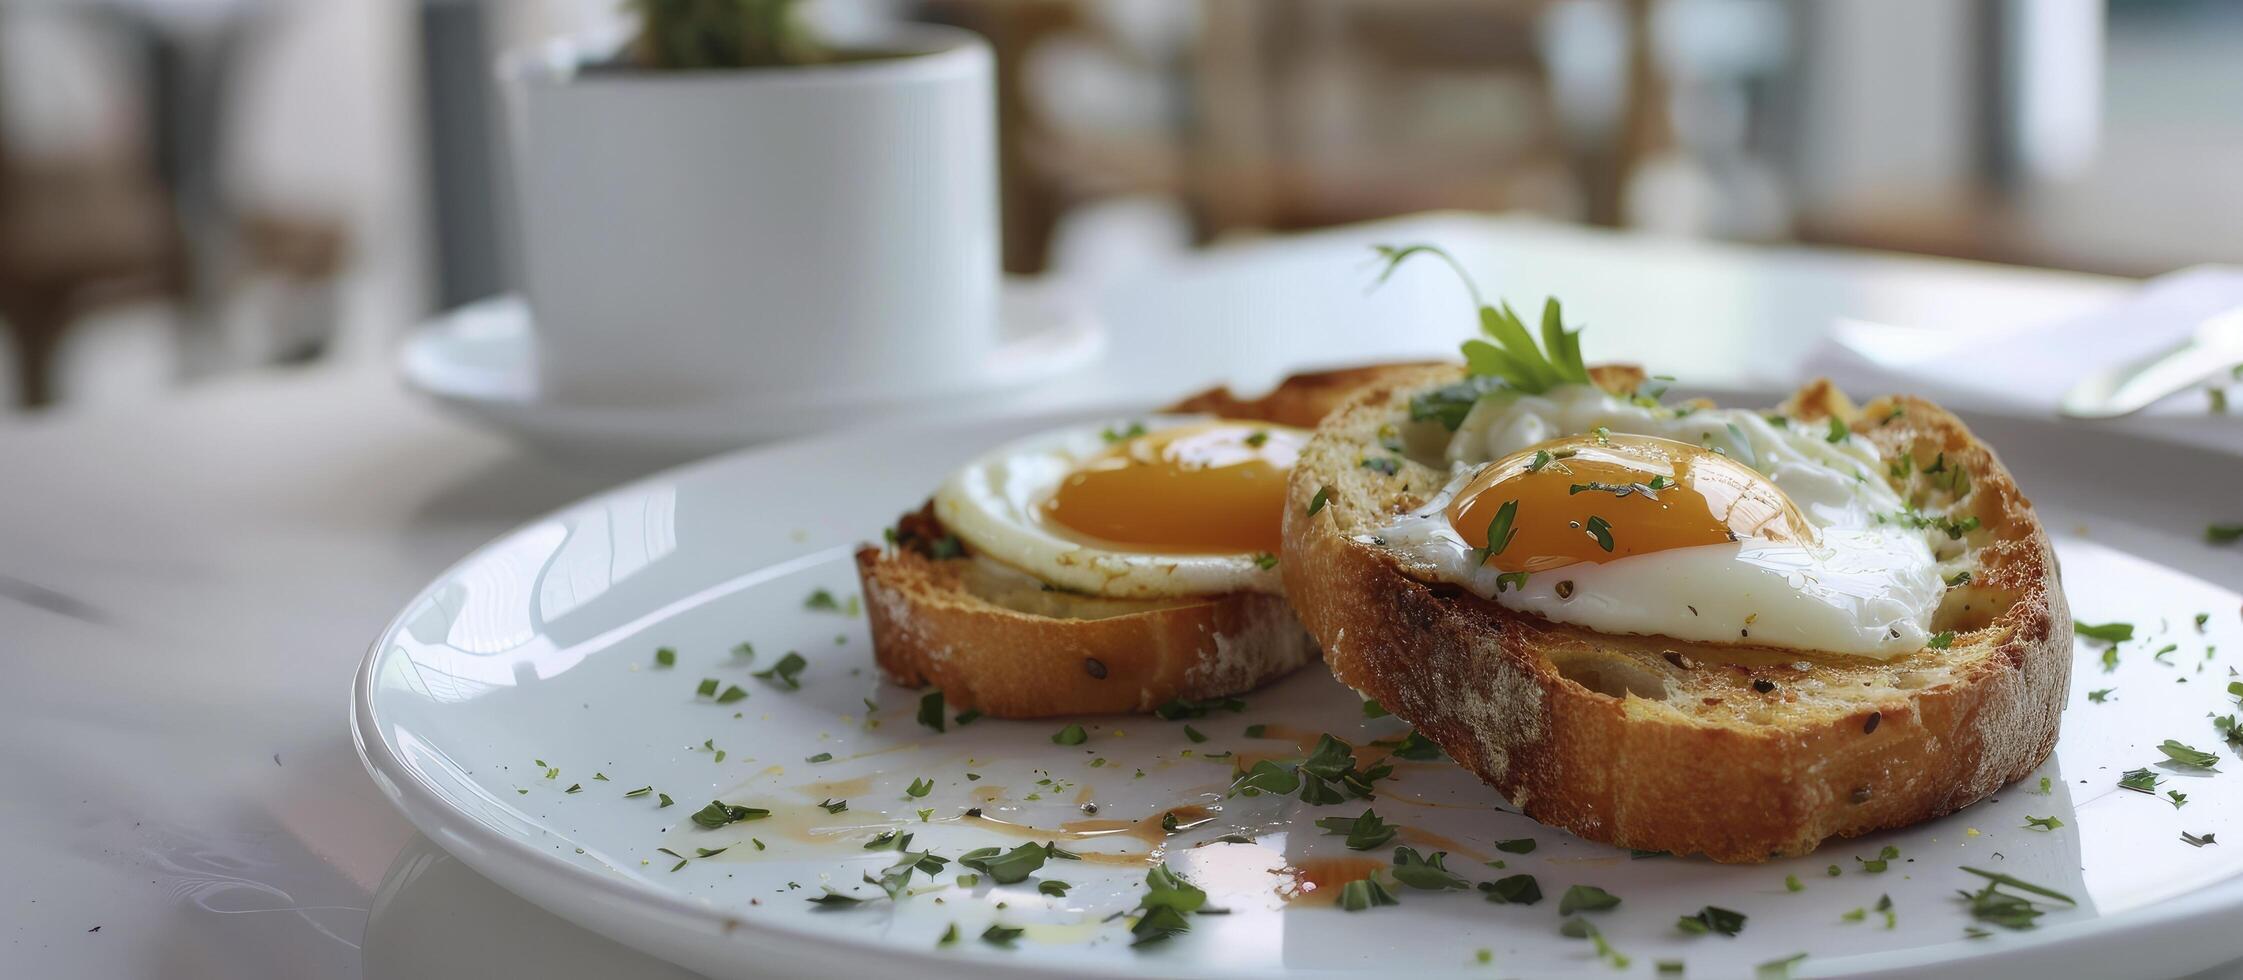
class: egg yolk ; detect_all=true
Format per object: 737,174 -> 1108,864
1446,433 -> 1813,573
1041,421 -> 1307,555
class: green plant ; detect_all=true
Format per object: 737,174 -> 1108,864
627,0 -> 824,69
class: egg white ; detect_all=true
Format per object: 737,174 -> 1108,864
932,416 -> 1284,600
1376,384 -> 1948,659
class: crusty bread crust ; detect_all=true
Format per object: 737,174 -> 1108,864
1282,365 -> 2070,862
857,364 -> 1427,717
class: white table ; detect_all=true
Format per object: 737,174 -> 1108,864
16,213 -> 2225,978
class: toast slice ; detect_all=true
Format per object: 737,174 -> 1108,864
1282,364 -> 2070,862
857,364 -> 1421,717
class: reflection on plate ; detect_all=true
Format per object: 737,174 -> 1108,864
355,412 -> 2243,979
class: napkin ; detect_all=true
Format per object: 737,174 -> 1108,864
1799,265 -> 2243,455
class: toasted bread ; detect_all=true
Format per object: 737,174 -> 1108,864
1282,365 -> 2070,862
857,364 -> 1420,717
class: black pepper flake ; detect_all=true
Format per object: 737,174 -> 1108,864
1081,803 -> 1098,814
1864,711 -> 1882,734
966,807 -> 983,818
1555,580 -> 1576,599
1083,657 -> 1108,680
1752,678 -> 1776,694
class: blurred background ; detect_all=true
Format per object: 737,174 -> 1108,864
2,0 -> 2239,413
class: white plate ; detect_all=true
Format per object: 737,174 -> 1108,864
354,403 -> 2243,979
399,284 -> 1104,461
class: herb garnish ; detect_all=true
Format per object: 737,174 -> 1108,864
1560,918 -> 1629,968
1308,485 -> 1332,517
958,843 -> 1050,885
1154,696 -> 1246,720
752,651 -> 807,689
980,924 -> 1024,948
1338,877 -> 1400,912
2119,767 -> 2162,793
818,798 -> 848,814
1558,884 -> 1621,915
803,588 -> 840,611
2157,739 -> 2220,768
1389,730 -> 1443,760
916,690 -> 945,732
1390,847 -> 1469,891
2075,621 -> 2135,643
1494,838 -> 1537,854
1927,630 -> 1956,649
1128,863 -> 1209,946
906,777 -> 933,798
2209,524 -> 2243,545
1472,500 -> 1519,567
2023,815 -> 2063,831
1825,417 -> 1849,443
1052,723 -> 1088,746
1583,515 -> 1614,552
653,647 -> 675,667
690,800 -> 769,828
1371,243 -> 1589,397
2185,831 -> 2219,847
1314,808 -> 1398,850
1479,874 -> 1542,905
1677,906 -> 1746,936
1958,867 -> 2074,930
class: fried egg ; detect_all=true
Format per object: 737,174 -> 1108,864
934,417 -> 1308,599
1376,384 -> 1945,658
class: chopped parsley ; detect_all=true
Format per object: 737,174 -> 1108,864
818,798 -> 848,814
1857,845 -> 1900,872
1495,570 -> 1529,593
1558,884 -> 1621,915
1154,696 -> 1246,720
1253,552 -> 1279,570
1560,918 -> 1628,968
906,777 -> 933,798
715,684 -> 747,704
1314,808 -> 1397,850
1677,906 -> 1746,936
1472,500 -> 1520,566
1927,630 -> 1956,650
1583,515 -> 1614,552
2087,688 -> 2113,703
1051,723 -> 1088,746
752,651 -> 807,690
803,588 -> 840,611
2184,831 -> 2219,847
1308,485 -> 1332,516
690,800 -> 769,828
2022,815 -> 2063,831
1338,877 -> 1400,912
1390,847 -> 1469,891
957,843 -> 1050,884
1825,417 -> 1849,443
624,785 -> 653,798
1038,880 -> 1071,897
1101,422 -> 1147,444
2157,739 -> 2220,768
1494,838 -> 1537,854
1389,730 -> 1443,760
806,752 -> 833,763
1959,867 -> 2074,930
2074,621 -> 2135,643
916,690 -> 945,732
2119,767 -> 2162,794
653,647 -> 676,668
1361,699 -> 1389,719
1128,863 -> 1208,945
1479,874 -> 1542,905
2209,524 -> 2243,545
980,924 -> 1024,948
695,678 -> 719,698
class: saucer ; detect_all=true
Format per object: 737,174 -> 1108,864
400,281 -> 1105,459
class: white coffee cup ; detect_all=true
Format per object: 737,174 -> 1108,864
503,24 -> 1000,408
